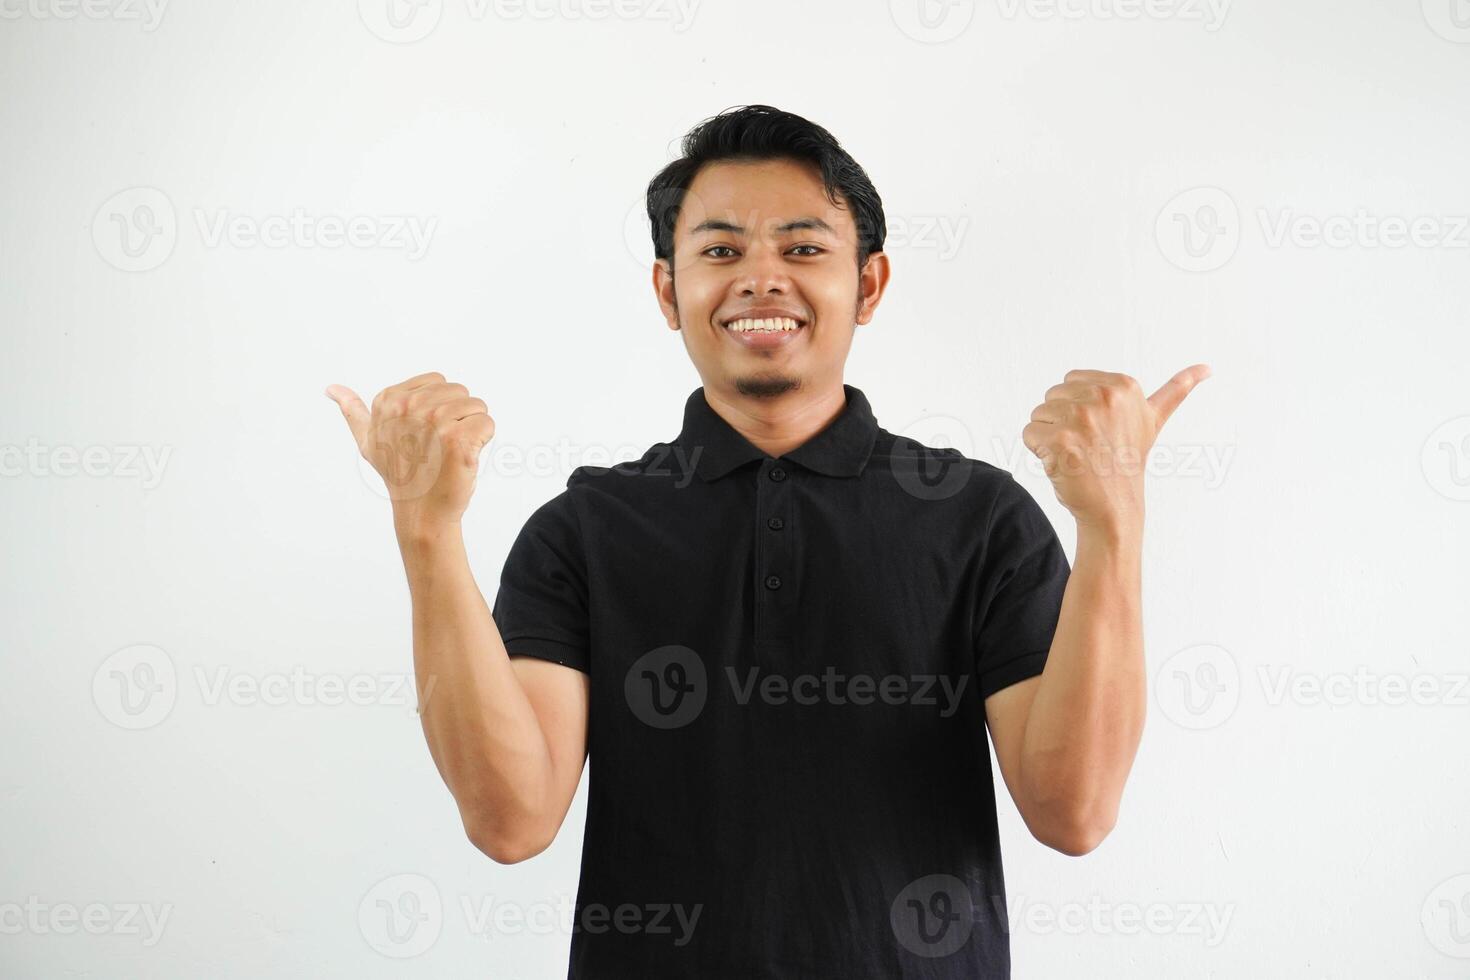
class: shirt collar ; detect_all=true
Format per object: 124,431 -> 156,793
675,384 -> 880,482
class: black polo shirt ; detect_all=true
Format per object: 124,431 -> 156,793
490,383 -> 1071,979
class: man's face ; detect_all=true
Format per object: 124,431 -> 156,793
653,157 -> 889,400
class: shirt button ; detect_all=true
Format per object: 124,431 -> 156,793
767,516 -> 784,530
769,467 -> 787,482
764,574 -> 782,590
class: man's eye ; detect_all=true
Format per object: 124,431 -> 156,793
703,245 -> 737,258
790,245 -> 824,256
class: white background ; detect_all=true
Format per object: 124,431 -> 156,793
3,0 -> 1469,976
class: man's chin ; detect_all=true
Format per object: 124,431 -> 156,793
733,373 -> 802,399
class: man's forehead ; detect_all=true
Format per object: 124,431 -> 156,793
679,160 -> 852,235
678,195 -> 853,239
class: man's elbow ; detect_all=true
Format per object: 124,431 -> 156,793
466,818 -> 555,866
1031,806 -> 1116,857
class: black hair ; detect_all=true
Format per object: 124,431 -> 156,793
645,104 -> 887,270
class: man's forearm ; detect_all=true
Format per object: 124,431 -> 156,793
397,521 -> 557,853
1018,522 -> 1146,850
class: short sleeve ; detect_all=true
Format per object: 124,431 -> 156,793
490,490 -> 591,674
972,475 -> 1071,701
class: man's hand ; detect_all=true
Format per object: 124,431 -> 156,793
1021,364 -> 1212,535
325,372 -> 496,531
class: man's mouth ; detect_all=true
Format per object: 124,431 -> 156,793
721,316 -> 805,334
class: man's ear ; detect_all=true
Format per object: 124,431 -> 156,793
653,258 -> 680,331
855,251 -> 891,326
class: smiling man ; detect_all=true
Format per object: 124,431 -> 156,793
328,104 -> 1209,978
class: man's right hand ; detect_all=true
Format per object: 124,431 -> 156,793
326,371 -> 496,531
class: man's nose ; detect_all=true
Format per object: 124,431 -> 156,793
736,247 -> 792,295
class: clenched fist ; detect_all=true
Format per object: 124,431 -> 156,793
1021,364 -> 1212,536
325,372 -> 495,529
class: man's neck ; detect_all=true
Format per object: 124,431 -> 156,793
703,383 -> 848,460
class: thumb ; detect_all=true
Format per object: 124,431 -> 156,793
324,384 -> 371,448
1146,363 -> 1212,431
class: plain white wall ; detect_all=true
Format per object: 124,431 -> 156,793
3,0 -> 1468,976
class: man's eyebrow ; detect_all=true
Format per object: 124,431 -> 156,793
687,217 -> 837,235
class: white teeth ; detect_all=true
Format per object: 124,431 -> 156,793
724,317 -> 801,333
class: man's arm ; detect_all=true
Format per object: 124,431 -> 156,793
401,524 -> 589,865
327,371 -> 589,865
987,363 -> 1211,856
985,524 -> 1143,856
